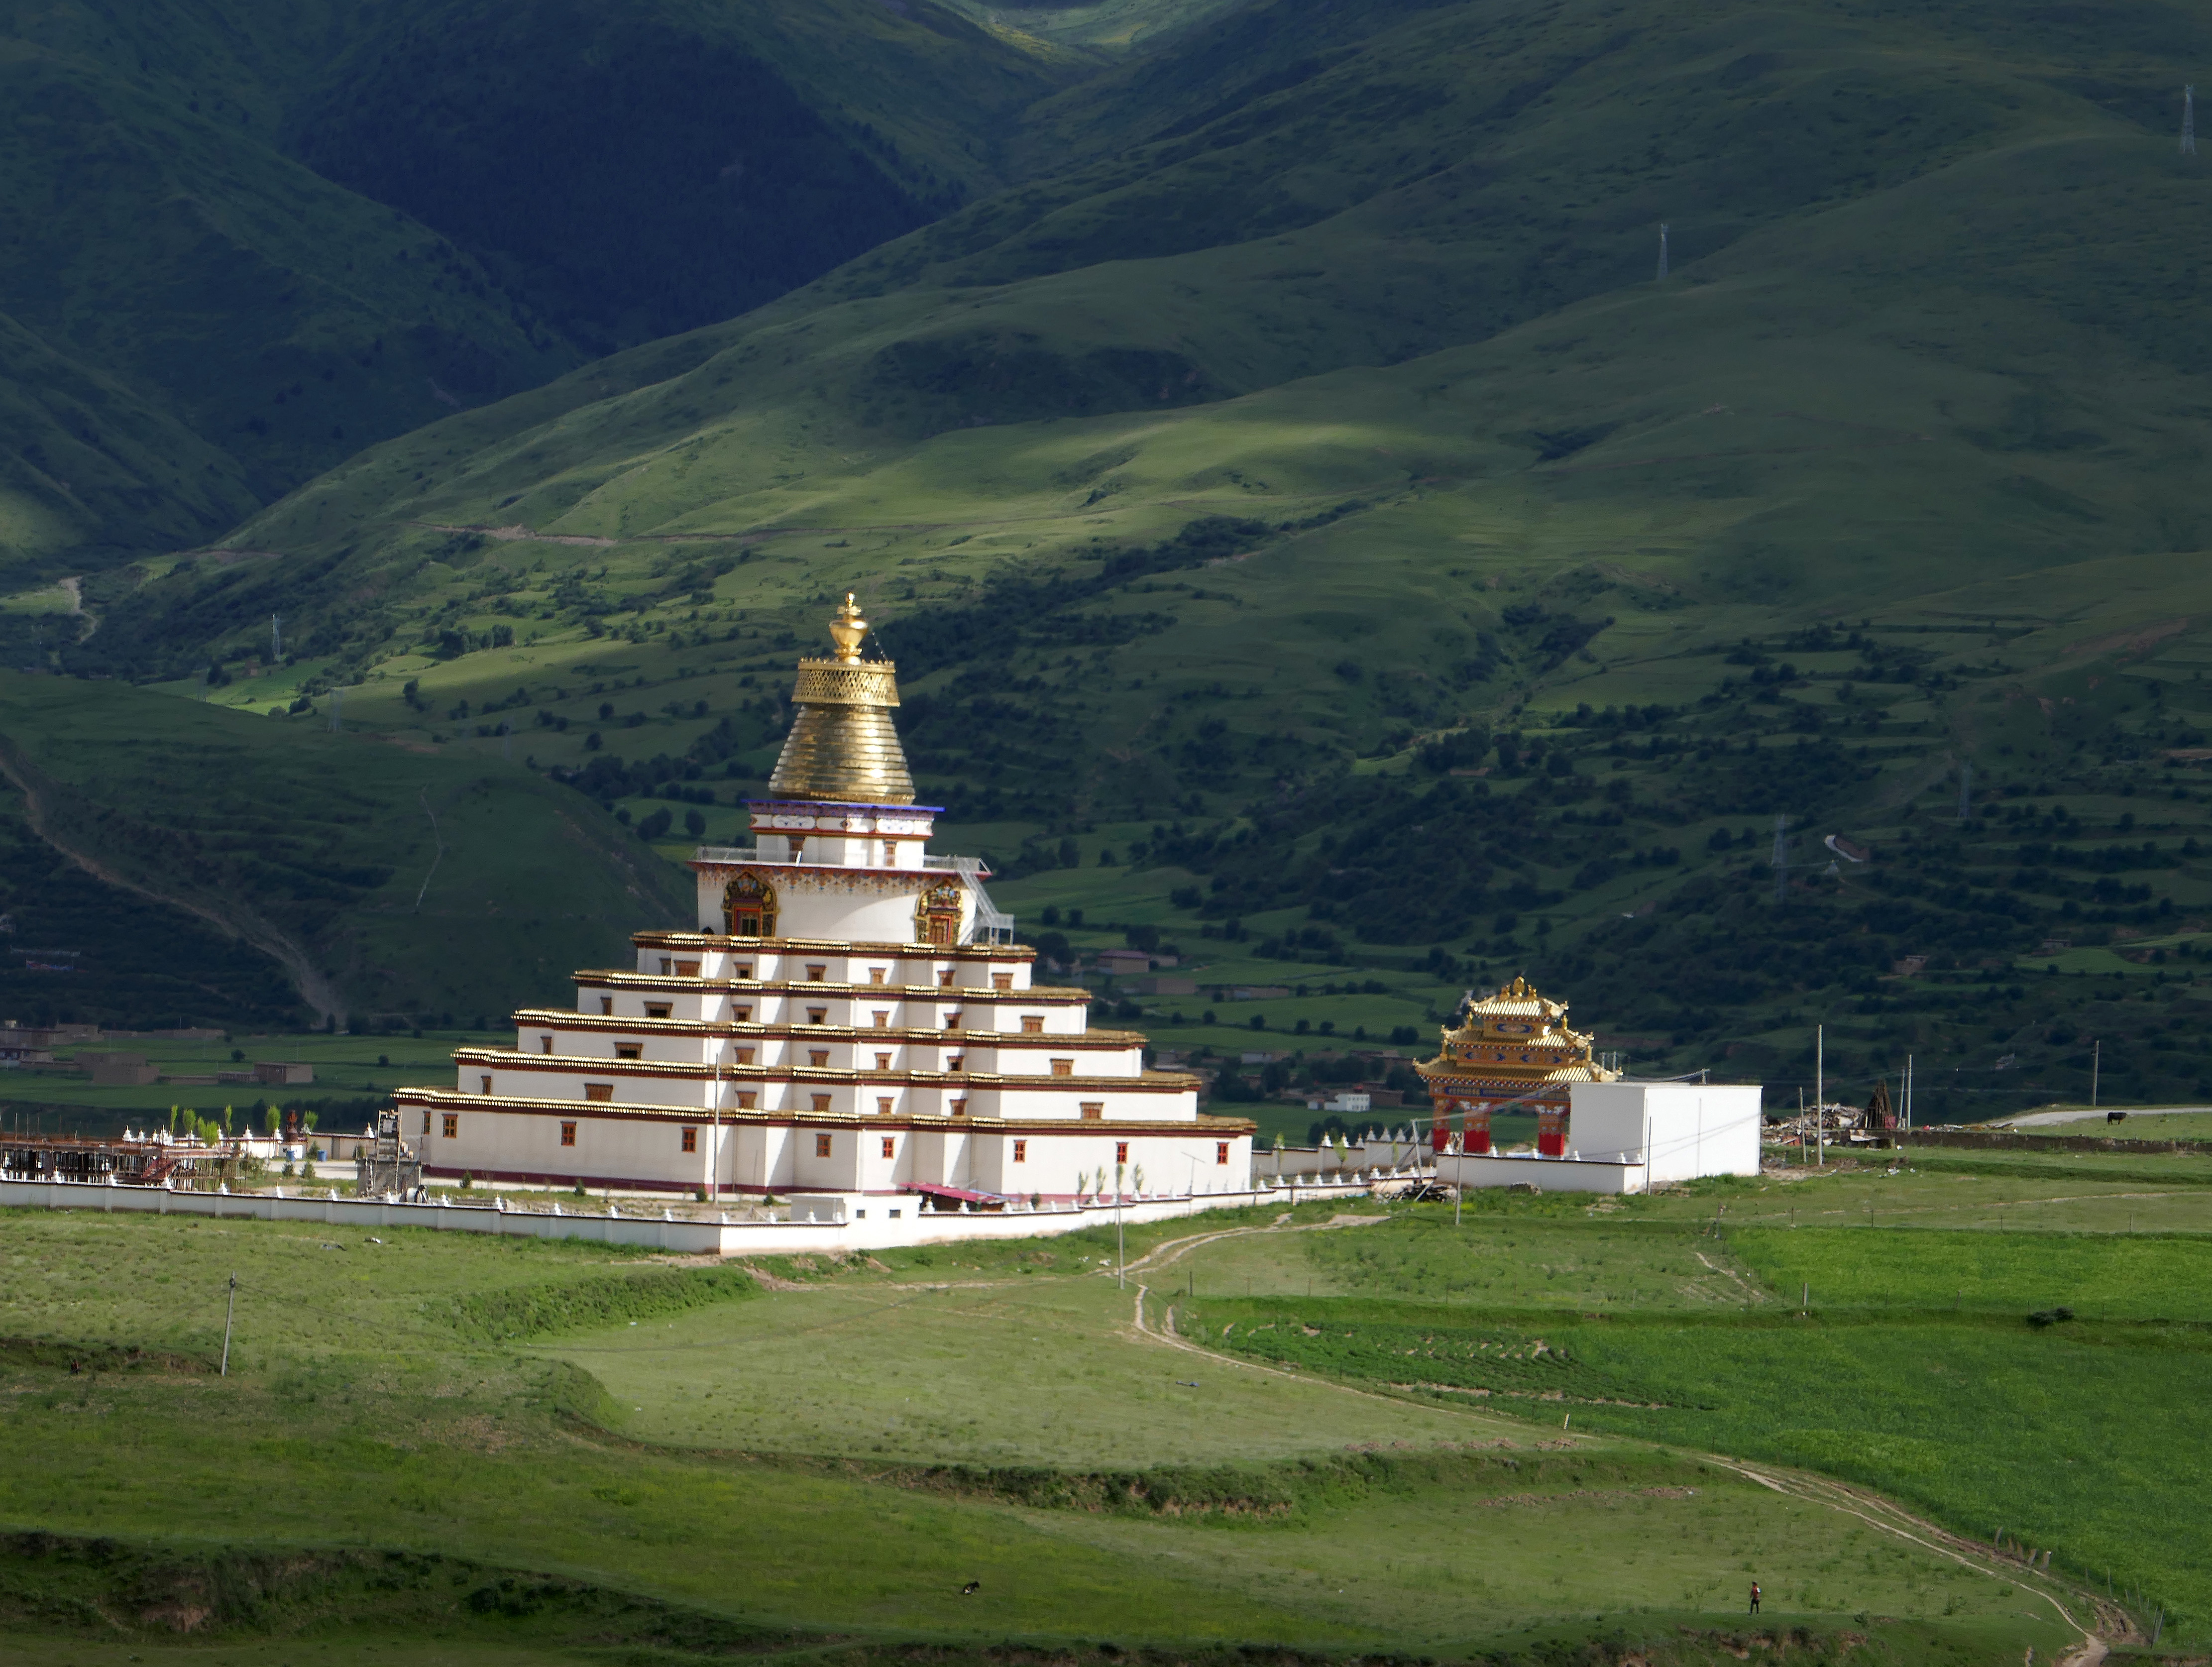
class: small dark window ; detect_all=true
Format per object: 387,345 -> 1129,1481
560,1121 -> 577,1146
681,1127 -> 697,1153
814,1132 -> 832,1156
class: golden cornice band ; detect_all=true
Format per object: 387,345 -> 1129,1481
790,660 -> 901,708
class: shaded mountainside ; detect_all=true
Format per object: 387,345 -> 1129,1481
0,671 -> 690,1027
20,0 -> 2212,1084
0,0 -> 1066,579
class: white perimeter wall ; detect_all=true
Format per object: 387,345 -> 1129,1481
0,1176 -> 1364,1254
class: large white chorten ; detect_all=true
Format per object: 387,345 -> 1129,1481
397,596 -> 1254,1209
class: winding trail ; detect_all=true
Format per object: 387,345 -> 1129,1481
0,730 -> 344,1024
1103,1210 -> 2126,1664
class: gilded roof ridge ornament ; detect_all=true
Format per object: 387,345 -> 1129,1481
828,592 -> 868,664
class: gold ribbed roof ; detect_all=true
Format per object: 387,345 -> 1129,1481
767,594 -> 916,804
1415,977 -> 1618,1089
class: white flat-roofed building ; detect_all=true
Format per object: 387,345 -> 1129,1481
395,596 -> 1255,1210
1434,1079 -> 1763,1195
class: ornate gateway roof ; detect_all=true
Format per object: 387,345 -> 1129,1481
1416,976 -> 1618,1097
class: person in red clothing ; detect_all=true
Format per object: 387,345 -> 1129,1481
1749,1581 -> 1762,1614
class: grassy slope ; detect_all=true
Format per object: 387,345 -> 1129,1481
1184,1165 -> 2212,1637
0,1197 -> 2074,1665
62,4 -> 2199,975
0,669 -> 688,1027
0,0 -> 1070,580
17,0 -> 2212,1093
0,13 -> 576,573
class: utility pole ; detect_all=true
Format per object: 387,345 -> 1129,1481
270,614 -> 282,663
1815,1024 -> 1825,1167
2186,84 -> 2198,156
1771,813 -> 1790,905
1905,1054 -> 1913,1131
1656,222 -> 1670,281
1116,1162 -> 1126,1289
2092,1040 -> 2100,1108
220,1271 -> 237,1376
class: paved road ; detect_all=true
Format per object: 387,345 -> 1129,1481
1993,1105 -> 2212,1129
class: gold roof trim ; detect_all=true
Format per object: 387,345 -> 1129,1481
1415,976 -> 1619,1090
767,594 -> 917,804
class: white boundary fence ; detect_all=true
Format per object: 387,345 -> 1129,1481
0,1175 -> 1375,1254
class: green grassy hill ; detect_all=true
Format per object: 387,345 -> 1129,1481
0,670 -> 688,1029
29,0 -> 2212,1102
0,1187 -> 2141,1663
0,0 -> 1068,582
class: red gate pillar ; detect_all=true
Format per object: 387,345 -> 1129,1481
1536,1104 -> 1567,1157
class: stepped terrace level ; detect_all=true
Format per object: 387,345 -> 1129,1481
391,595 -> 1252,1212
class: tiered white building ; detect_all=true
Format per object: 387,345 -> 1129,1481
398,597 -> 1254,1213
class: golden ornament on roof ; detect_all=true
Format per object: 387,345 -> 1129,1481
828,592 -> 868,663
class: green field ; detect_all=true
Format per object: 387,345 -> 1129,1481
1,1162 -> 2193,1664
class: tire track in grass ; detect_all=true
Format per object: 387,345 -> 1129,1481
1112,1218 -> 2123,1663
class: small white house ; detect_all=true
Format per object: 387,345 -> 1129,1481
1434,1080 -> 1762,1195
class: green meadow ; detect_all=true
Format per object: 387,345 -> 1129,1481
0,1160 -> 2190,1664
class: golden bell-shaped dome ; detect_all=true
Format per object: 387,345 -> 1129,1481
766,596 -> 915,804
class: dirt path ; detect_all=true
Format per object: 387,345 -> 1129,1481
0,731 -> 344,1024
1108,1211 -> 2123,1663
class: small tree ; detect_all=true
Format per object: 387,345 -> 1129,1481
264,1106 -> 280,1136
221,1105 -> 234,1137
302,1110 -> 319,1132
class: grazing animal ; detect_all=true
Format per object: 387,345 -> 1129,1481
961,1581 -> 980,1595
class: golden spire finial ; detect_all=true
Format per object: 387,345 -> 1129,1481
828,592 -> 867,664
